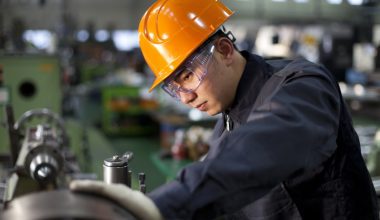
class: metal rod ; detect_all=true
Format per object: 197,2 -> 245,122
5,104 -> 18,166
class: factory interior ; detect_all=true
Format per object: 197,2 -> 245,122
1,0 -> 380,219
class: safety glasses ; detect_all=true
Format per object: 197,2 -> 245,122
161,41 -> 216,99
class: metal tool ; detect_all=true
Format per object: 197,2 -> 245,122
103,152 -> 133,186
5,104 -> 18,166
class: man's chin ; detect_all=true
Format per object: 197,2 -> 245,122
206,109 -> 222,116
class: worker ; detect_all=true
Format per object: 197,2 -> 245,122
70,0 -> 379,219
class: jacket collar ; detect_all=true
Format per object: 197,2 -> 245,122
225,51 -> 273,124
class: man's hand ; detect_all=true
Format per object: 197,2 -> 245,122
70,180 -> 163,220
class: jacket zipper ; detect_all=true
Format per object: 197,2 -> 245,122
223,111 -> 233,132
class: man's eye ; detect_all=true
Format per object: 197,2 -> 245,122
177,71 -> 193,82
183,72 -> 192,80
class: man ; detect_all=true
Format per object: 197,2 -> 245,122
71,0 -> 379,219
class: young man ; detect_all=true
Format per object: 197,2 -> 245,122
71,0 -> 379,219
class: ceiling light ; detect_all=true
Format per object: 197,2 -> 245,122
326,0 -> 342,4
347,0 -> 363,5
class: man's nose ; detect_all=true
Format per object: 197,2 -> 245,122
179,91 -> 196,104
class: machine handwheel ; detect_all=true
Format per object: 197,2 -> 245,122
14,108 -> 68,148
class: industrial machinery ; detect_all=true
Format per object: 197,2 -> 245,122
0,106 -> 139,219
1,107 -> 71,202
0,55 -> 62,156
103,152 -> 146,193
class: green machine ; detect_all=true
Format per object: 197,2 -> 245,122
0,55 -> 121,180
0,54 -> 62,154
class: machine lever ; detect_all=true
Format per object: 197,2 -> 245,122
138,172 -> 146,194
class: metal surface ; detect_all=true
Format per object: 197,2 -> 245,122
1,190 -> 137,220
4,121 -> 66,202
103,155 -> 128,167
103,154 -> 130,186
29,152 -> 59,183
7,110 -> 67,194
5,104 -> 18,166
14,108 -> 69,148
20,124 -> 64,185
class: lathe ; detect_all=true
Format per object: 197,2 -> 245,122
0,105 -> 140,219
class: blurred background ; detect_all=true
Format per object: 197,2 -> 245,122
1,0 -> 380,194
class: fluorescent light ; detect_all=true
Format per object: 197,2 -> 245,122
23,30 -> 53,50
326,0 -> 342,4
347,0 -> 363,5
112,30 -> 139,51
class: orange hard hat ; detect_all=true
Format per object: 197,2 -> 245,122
138,0 -> 234,92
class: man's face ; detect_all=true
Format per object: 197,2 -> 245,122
161,37 -> 238,116
177,52 -> 235,116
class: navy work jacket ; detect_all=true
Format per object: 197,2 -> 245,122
149,51 -> 379,220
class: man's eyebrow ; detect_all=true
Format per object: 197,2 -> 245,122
175,69 -> 192,79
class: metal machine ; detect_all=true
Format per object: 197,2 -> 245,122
103,152 -> 146,194
0,55 -> 62,158
2,108 -> 69,201
0,106 -> 139,219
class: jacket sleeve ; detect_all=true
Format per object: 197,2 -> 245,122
149,73 -> 341,219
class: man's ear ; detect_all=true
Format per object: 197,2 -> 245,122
215,37 -> 234,66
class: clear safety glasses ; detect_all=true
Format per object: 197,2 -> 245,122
161,41 -> 216,99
